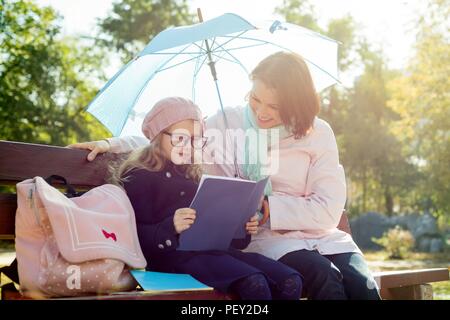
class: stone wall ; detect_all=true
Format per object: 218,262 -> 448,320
349,212 -> 445,252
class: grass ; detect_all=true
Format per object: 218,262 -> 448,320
0,240 -> 14,250
364,250 -> 450,300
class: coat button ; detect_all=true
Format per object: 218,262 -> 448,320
165,240 -> 172,247
166,172 -> 172,178
158,244 -> 164,249
180,191 -> 185,196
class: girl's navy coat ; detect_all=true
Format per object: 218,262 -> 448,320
123,162 -> 299,292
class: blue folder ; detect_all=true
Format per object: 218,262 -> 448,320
178,175 -> 269,251
130,270 -> 212,292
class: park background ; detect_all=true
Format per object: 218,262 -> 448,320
1,0 -> 449,298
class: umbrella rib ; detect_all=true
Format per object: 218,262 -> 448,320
209,51 -> 248,73
155,41 -> 208,73
191,42 -> 208,54
247,39 -> 341,84
193,55 -> 208,78
209,30 -> 249,52
146,51 -> 207,55
208,37 -> 218,55
192,54 -> 208,102
211,42 -> 268,54
216,35 -> 340,84
208,41 -> 266,75
155,52 -> 206,74
218,35 -> 270,43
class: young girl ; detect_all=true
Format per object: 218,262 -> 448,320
109,96 -> 302,300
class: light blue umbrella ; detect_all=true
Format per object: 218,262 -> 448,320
86,12 -> 339,137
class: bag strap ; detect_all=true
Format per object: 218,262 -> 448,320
0,282 -> 20,300
0,258 -> 19,285
44,175 -> 78,198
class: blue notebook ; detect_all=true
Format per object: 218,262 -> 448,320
178,175 -> 269,251
130,270 -> 212,292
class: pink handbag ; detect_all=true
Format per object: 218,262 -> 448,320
15,176 -> 147,298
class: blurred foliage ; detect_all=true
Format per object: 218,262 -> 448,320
97,0 -> 194,61
0,0 -> 110,146
372,226 -> 415,259
341,47 -> 420,216
387,0 -> 450,218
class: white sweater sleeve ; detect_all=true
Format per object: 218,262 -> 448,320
105,136 -> 149,153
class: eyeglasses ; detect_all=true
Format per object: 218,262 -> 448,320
162,131 -> 208,149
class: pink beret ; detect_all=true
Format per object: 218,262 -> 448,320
141,97 -> 203,141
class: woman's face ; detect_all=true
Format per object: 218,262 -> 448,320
249,79 -> 283,129
160,119 -> 204,165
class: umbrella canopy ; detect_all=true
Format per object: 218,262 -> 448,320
87,13 -> 339,137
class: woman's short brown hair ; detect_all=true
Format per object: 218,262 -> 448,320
250,51 -> 320,138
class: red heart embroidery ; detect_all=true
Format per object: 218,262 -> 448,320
102,229 -> 117,242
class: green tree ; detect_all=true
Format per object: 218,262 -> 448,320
319,15 -> 359,137
326,15 -> 358,73
98,0 -> 194,61
342,44 -> 421,215
387,0 -> 450,218
0,0 -> 109,145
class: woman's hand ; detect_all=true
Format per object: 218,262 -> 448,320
259,198 -> 270,226
67,140 -> 110,161
245,213 -> 259,235
257,196 -> 264,211
173,208 -> 196,234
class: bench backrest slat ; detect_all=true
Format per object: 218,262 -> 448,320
0,140 -> 120,188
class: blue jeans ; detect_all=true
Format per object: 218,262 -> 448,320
278,250 -> 381,300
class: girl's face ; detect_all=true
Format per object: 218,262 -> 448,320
160,119 -> 205,165
249,79 -> 283,129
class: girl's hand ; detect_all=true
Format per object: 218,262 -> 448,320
67,140 -> 110,161
173,208 -> 196,234
246,213 -> 259,235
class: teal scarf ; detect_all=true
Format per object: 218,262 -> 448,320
243,104 -> 292,195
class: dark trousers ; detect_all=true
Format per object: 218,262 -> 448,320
278,250 -> 381,300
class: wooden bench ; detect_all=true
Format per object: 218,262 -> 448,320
0,140 -> 448,300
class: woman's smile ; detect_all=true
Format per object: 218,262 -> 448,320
256,114 -> 274,126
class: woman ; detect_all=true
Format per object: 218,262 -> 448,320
70,52 -> 381,300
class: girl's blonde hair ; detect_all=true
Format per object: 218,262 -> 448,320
108,134 -> 203,187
